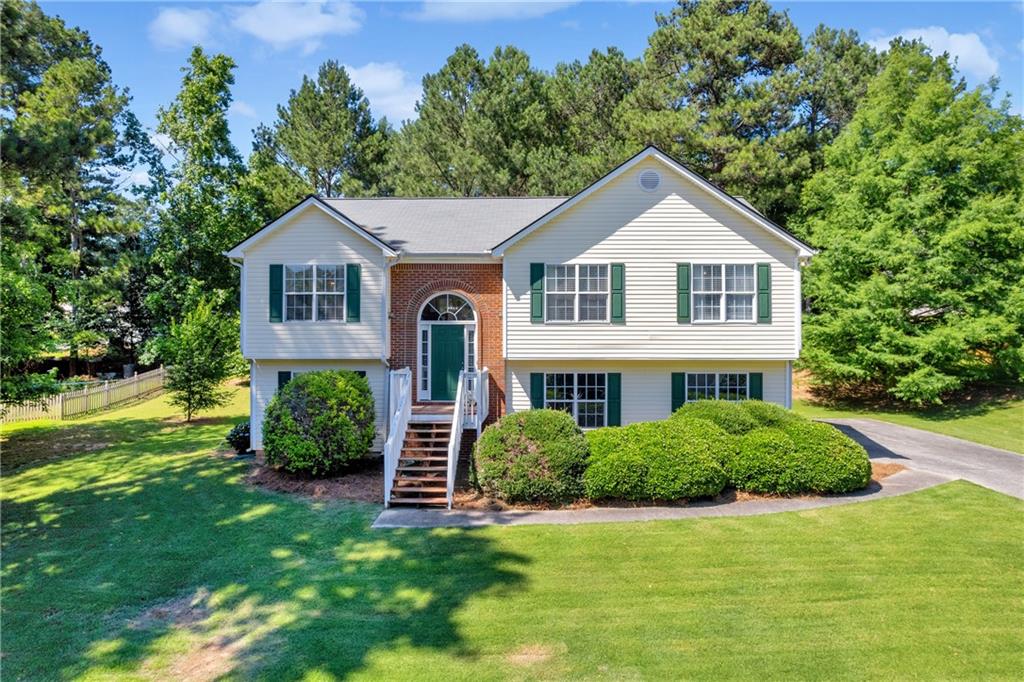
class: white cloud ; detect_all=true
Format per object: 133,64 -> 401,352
868,26 -> 999,80
560,19 -> 581,31
346,62 -> 421,123
230,100 -> 258,119
148,7 -> 215,50
149,132 -> 173,153
230,1 -> 364,53
409,1 -> 576,23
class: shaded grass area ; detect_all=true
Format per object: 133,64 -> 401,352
794,384 -> 1024,454
3,388 -> 1023,679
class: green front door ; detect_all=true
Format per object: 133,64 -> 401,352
430,325 -> 464,401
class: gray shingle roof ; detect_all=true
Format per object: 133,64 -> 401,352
320,197 -> 567,255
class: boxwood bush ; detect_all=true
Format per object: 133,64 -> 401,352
739,400 -> 802,429
782,421 -> 872,493
225,420 -> 251,453
728,422 -> 871,494
473,409 -> 589,504
263,370 -> 376,476
671,400 -> 759,435
584,418 -> 732,501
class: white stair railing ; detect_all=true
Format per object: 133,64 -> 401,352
461,367 -> 490,431
383,368 -> 412,508
446,370 -> 468,509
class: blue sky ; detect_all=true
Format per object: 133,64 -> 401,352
41,1 -> 1024,155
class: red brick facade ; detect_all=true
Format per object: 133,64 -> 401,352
389,263 -> 505,420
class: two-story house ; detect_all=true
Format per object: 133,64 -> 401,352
225,147 -> 815,507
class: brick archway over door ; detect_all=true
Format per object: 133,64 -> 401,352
389,263 -> 504,419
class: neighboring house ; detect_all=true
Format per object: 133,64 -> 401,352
224,146 -> 815,508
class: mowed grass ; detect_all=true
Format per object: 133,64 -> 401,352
3,388 -> 1023,680
794,390 -> 1024,454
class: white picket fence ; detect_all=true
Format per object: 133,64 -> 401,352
1,366 -> 167,424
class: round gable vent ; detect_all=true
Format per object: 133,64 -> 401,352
638,169 -> 661,192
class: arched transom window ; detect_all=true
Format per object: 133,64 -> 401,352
421,293 -> 473,321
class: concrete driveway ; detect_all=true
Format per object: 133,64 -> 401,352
825,419 -> 1024,500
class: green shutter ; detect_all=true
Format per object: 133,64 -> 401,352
530,263 -> 544,323
757,263 -> 771,323
530,373 -> 545,408
269,264 -> 283,323
671,372 -> 686,412
676,263 -> 691,323
607,373 -> 621,426
610,263 -> 625,324
346,264 -> 361,322
749,373 -> 763,400
277,371 -> 291,391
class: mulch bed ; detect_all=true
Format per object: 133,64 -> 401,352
239,452 -> 383,502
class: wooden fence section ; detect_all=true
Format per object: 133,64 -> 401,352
1,366 -> 167,424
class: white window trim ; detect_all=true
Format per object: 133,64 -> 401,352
543,371 -> 608,429
691,263 -> 757,324
685,372 -> 750,402
543,263 -> 611,324
283,264 -> 347,323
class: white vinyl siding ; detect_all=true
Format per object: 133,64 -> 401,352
508,360 -> 789,424
503,157 -> 800,359
241,205 -> 386,359
249,360 -> 386,452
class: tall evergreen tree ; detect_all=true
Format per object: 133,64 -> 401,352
623,0 -> 804,220
147,47 -> 260,335
390,44 -> 550,196
796,41 -> 1024,404
527,48 -> 639,195
250,60 -> 392,216
1,0 -> 157,386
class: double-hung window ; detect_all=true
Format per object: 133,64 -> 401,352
284,265 -> 345,322
545,264 -> 609,322
544,372 -> 607,428
686,372 -> 749,401
692,264 -> 755,322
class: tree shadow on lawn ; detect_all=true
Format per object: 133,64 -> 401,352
803,382 -> 1023,422
0,413 -> 242,474
2,420 -> 528,679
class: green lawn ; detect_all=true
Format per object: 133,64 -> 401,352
794,389 -> 1024,454
3,389 -> 1023,680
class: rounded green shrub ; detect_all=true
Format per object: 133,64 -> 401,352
782,421 -> 872,494
729,428 -> 803,494
473,409 -> 589,504
584,418 -> 732,501
739,400 -> 802,429
671,400 -> 759,435
263,370 -> 376,476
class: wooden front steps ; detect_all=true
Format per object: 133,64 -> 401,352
389,421 -> 452,507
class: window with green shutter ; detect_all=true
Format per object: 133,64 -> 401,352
269,264 -> 283,323
346,264 -> 361,322
676,263 -> 690,323
530,263 -> 544,323
671,372 -> 686,412
757,263 -> 771,323
277,371 -> 291,391
610,263 -> 625,324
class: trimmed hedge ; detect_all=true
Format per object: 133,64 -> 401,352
584,418 -> 732,501
263,370 -> 376,476
671,400 -> 759,435
739,400 -> 802,429
729,422 -> 871,494
474,409 -> 589,504
782,421 -> 872,493
225,420 -> 251,453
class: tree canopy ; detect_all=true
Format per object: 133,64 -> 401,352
796,42 -> 1024,403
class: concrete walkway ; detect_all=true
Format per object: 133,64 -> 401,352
372,468 -> 951,529
823,418 -> 1023,500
